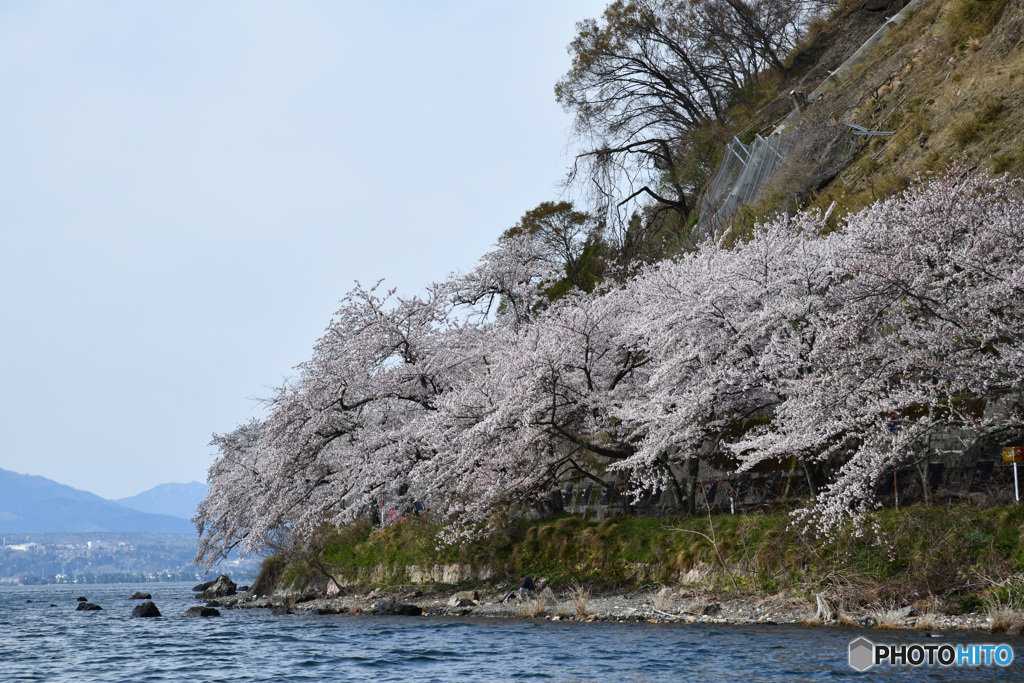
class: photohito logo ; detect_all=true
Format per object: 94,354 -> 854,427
848,637 -> 1014,671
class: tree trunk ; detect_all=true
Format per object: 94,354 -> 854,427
802,460 -> 818,500
918,457 -> 931,505
660,459 -> 686,512
685,458 -> 700,515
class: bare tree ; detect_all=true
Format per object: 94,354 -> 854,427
556,0 -> 832,235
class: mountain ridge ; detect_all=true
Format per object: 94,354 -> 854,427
115,481 -> 208,521
0,468 -> 195,534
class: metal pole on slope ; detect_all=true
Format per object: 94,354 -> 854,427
1002,447 -> 1023,502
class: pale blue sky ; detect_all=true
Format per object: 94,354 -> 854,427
0,0 -> 607,498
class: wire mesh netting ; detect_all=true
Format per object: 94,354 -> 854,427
691,0 -> 925,242
693,128 -> 803,240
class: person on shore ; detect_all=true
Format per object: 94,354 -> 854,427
518,573 -> 535,601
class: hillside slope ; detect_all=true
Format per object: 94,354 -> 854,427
705,0 -> 1024,232
808,0 -> 1024,214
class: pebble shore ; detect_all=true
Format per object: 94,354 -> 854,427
208,587 -> 1002,633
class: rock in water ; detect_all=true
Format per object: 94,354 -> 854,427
183,606 -> 220,617
196,575 -> 237,600
130,592 -> 152,600
131,602 -> 161,618
76,597 -> 88,602
76,603 -> 102,611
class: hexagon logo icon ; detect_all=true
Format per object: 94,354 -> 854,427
849,637 -> 874,672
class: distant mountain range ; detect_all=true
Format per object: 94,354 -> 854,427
115,481 -> 208,521
0,469 -> 206,534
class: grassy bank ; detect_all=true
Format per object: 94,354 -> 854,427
272,503 -> 1024,614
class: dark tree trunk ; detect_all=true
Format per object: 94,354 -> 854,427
685,458 -> 700,515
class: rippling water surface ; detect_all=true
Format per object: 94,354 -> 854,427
1,584 -> 1021,681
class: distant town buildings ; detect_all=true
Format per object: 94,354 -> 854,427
0,533 -> 260,585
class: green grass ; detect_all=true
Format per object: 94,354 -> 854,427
267,504 -> 1024,607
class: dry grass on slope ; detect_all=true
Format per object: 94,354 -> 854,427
712,0 -> 1024,239
804,0 -> 1024,219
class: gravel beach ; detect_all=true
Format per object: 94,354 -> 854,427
208,586 -> 1001,633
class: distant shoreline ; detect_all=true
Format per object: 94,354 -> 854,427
0,576 -> 257,587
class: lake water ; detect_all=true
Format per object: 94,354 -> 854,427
1,583 -> 1021,681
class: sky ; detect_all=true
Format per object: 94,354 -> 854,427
0,0 -> 609,499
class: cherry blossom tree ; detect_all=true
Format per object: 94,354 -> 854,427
197,165 -> 1024,566
608,209 -> 839,509
194,282 -> 485,565
195,232 -> 561,565
419,286 -> 652,540
733,167 -> 1024,533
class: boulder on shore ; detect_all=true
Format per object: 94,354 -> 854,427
183,606 -> 220,617
894,605 -> 917,619
76,602 -> 102,611
130,602 -> 161,618
371,597 -> 396,613
196,575 -> 237,600
372,597 -> 423,616
390,604 -> 423,616
130,592 -> 152,600
447,590 -> 479,607
296,590 -> 319,604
